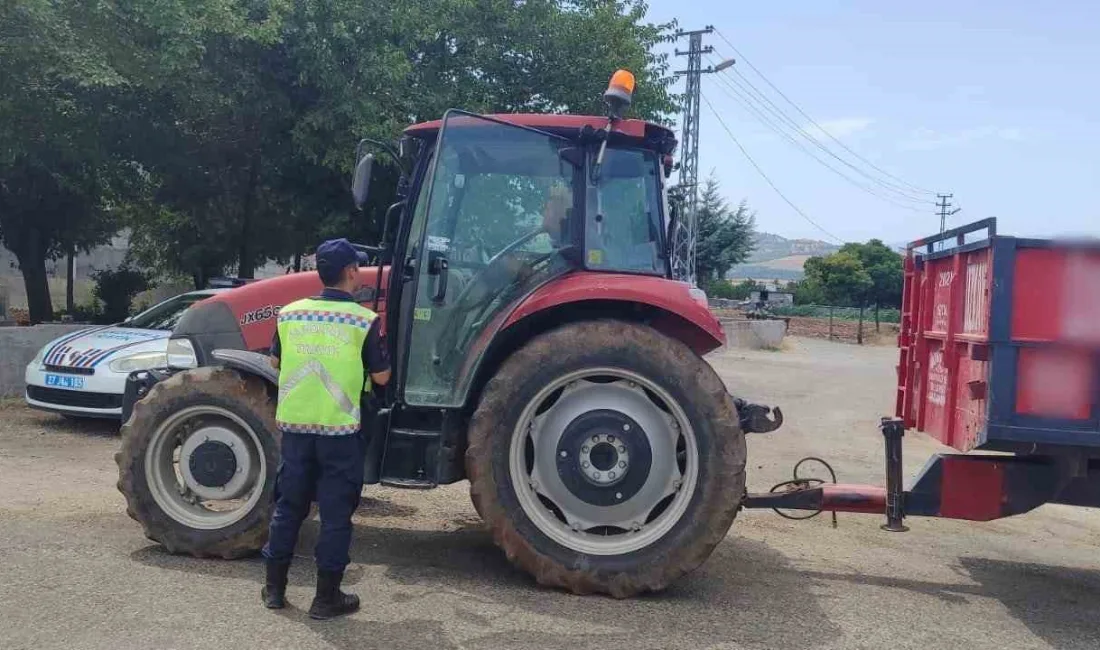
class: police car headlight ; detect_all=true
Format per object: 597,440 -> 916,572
109,351 -> 169,373
166,338 -> 199,369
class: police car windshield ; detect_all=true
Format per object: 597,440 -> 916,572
122,293 -> 209,331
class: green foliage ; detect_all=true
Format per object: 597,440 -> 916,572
838,239 -> 903,308
801,252 -> 872,307
793,239 -> 903,308
787,279 -> 825,306
3,0 -> 679,302
770,304 -> 901,323
704,280 -> 736,300
695,174 -> 756,283
92,264 -> 153,324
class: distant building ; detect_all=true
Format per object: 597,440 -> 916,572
750,290 -> 793,306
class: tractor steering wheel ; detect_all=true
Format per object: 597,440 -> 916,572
433,228 -> 558,364
447,227 -> 545,312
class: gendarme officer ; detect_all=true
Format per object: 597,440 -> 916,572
261,238 -> 390,620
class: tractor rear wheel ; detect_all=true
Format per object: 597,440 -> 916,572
115,367 -> 280,558
466,320 -> 745,597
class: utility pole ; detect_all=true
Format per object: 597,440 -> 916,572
936,193 -> 960,234
672,26 -> 715,285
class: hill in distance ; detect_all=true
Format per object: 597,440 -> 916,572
727,232 -> 840,282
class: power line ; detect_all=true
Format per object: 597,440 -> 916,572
713,28 -> 938,197
704,60 -> 931,213
708,55 -> 934,206
701,92 -> 845,244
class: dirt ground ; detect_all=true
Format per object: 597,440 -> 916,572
0,337 -> 1098,650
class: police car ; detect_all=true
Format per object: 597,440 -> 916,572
24,289 -> 226,419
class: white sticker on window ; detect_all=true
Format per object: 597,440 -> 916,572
426,235 -> 450,252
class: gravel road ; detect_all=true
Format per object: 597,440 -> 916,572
1,337 -> 1097,650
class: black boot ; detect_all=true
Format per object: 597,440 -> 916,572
261,561 -> 290,609
308,569 -> 360,620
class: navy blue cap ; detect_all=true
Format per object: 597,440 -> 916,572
315,238 -> 368,285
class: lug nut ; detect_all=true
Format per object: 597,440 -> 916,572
619,461 -> 626,468
609,471 -> 616,479
593,472 -> 601,480
581,445 -> 589,453
592,435 -> 599,442
608,435 -> 616,443
618,445 -> 626,453
581,461 -> 590,468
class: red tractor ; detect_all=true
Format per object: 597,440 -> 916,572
115,73 -> 779,597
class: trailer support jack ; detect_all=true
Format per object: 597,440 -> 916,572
880,418 -> 908,532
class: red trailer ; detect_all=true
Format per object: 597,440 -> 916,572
744,218 -> 1100,527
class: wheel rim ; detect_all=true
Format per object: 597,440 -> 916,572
509,367 -> 699,556
145,405 -> 267,530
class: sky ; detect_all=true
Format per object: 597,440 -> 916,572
644,0 -> 1100,243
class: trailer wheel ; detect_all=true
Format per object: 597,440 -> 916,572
466,320 -> 745,597
115,367 -> 280,558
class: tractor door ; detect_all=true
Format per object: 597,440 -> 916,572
395,112 -> 581,408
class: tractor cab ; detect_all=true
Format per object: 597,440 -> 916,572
354,75 -> 680,417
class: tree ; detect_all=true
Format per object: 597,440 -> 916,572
0,0 -> 276,319
801,251 -> 873,306
126,0 -> 680,286
838,239 -> 903,308
694,174 -> 756,284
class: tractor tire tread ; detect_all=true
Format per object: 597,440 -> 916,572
466,319 -> 745,598
115,366 -> 279,560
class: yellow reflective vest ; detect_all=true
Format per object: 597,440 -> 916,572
275,298 -> 377,435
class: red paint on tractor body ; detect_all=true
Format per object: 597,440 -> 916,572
195,267 -> 388,351
502,272 -> 726,355
404,113 -> 659,141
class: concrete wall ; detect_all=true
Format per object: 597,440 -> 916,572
0,324 -> 89,397
721,318 -> 787,350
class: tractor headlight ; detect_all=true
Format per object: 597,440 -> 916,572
109,351 -> 169,373
166,337 -> 199,369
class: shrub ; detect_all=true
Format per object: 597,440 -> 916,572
92,264 -> 153,324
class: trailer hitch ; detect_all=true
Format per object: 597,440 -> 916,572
734,398 -> 784,434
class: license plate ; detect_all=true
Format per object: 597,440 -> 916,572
45,374 -> 85,390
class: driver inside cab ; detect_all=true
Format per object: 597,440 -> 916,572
500,180 -> 570,279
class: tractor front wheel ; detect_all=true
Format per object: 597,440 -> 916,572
115,367 -> 280,558
466,320 -> 746,597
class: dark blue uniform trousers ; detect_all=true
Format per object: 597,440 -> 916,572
262,431 -> 366,572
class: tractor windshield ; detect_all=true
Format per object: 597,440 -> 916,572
585,147 -> 665,275
402,112 -> 578,407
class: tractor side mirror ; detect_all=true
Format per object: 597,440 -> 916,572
352,153 -> 375,209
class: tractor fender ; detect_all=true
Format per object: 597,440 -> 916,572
211,349 -> 279,386
501,272 -> 726,355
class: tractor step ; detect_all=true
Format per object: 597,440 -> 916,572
379,427 -> 441,489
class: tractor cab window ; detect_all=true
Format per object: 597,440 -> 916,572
585,148 -> 664,275
401,112 -> 578,407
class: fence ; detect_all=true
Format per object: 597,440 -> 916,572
769,304 -> 900,344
